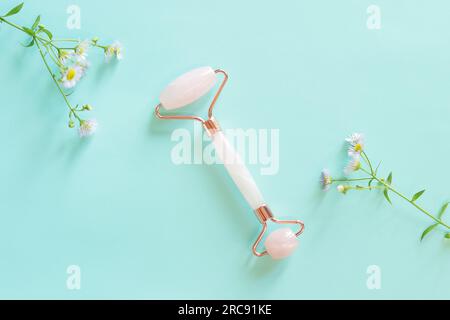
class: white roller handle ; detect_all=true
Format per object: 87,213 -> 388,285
211,131 -> 265,210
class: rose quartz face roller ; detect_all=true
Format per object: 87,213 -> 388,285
155,67 -> 305,259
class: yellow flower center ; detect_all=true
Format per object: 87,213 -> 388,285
354,143 -> 362,152
66,68 -> 76,81
81,121 -> 91,130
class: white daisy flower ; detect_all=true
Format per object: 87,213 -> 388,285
58,50 -> 74,64
112,41 -> 123,60
78,119 -> 98,137
76,58 -> 90,70
75,40 -> 90,62
105,46 -> 114,60
105,41 -> 123,61
345,133 -> 365,157
344,156 -> 361,175
320,169 -> 332,191
61,65 -> 84,89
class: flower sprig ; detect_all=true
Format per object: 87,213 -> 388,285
321,133 -> 450,241
0,2 -> 123,137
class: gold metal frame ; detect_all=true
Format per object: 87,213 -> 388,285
252,205 -> 305,257
155,69 -> 229,125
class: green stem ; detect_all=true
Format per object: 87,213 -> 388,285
332,177 -> 372,183
52,38 -> 107,50
361,151 -> 374,175
0,16 -> 26,32
360,167 -> 450,229
44,43 -> 64,68
35,40 -> 81,122
347,185 -> 384,191
51,38 -> 79,42
93,43 -> 107,50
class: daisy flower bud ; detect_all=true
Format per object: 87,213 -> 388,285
337,185 -> 347,194
68,120 -> 75,128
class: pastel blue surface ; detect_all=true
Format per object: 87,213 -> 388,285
1,0 -> 450,299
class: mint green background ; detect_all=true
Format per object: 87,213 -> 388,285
1,0 -> 450,299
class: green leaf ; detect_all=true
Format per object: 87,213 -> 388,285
23,38 -> 34,47
22,26 -> 34,36
31,15 -> 40,30
438,202 -> 449,220
412,190 -> 426,202
2,2 -> 24,17
420,223 -> 438,241
439,203 -> 449,219
383,189 -> 392,205
445,233 -> 450,239
387,172 -> 393,185
40,28 -> 52,40
374,161 -> 382,175
368,179 -> 374,187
